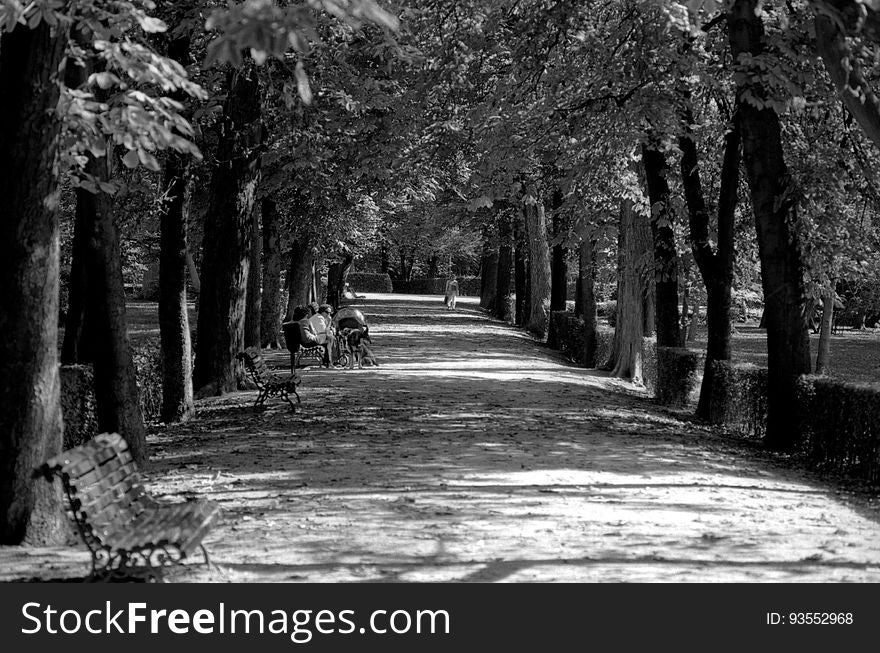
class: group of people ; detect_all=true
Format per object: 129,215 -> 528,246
289,302 -> 372,368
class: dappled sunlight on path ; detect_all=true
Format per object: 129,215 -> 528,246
5,293 -> 880,582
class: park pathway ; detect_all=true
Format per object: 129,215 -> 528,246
5,293 -> 880,582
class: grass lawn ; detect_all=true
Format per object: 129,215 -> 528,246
693,324 -> 880,385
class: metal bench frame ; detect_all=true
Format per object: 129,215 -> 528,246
237,347 -> 301,410
38,433 -> 221,581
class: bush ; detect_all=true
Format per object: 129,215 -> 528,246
655,347 -> 705,407
346,272 -> 393,293
392,276 -> 481,296
705,361 -> 767,439
60,365 -> 98,449
797,376 -> 880,483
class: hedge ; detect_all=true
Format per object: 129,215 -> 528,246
655,347 -> 705,408
797,376 -> 880,484
704,361 -> 768,439
392,276 -> 481,296
548,310 -> 614,368
346,272 -> 393,293
59,338 -> 176,446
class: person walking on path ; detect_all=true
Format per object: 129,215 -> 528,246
444,278 -> 459,310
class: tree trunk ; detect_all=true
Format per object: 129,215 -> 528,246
729,0 -> 811,451
679,116 -> 741,421
194,63 -> 262,395
159,150 -> 195,423
815,292 -> 835,374
427,255 -> 439,278
641,142 -> 680,347
286,239 -> 315,317
514,212 -> 528,326
579,237 -> 598,367
523,189 -> 552,337
550,189 -> 568,312
158,32 -> 195,424
479,228 -> 499,311
326,250 -> 353,311
260,197 -> 283,348
608,199 -> 652,381
495,215 -> 514,321
0,21 -> 69,544
244,206 -> 262,348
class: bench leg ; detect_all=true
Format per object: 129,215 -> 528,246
255,387 -> 269,407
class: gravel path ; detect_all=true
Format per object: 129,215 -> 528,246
4,293 -> 880,582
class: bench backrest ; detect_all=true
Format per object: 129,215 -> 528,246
40,433 -> 155,537
238,347 -> 271,386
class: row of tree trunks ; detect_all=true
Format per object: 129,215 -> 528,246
608,199 -> 653,381
194,62 -> 263,396
495,215 -> 514,321
0,20 -> 69,545
641,142 -> 680,347
678,109 -> 741,421
159,32 -> 195,424
728,0 -> 812,451
260,197 -> 284,348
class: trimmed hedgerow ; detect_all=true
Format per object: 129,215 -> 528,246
392,276 -> 481,296
548,310 -> 614,368
655,346 -> 705,407
705,360 -> 767,439
346,272 -> 393,293
797,375 -> 880,484
60,365 -> 98,449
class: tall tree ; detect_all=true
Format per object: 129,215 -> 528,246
194,62 -> 263,395
158,32 -> 196,423
728,0 -> 811,451
679,116 -> 741,420
0,19 -> 69,544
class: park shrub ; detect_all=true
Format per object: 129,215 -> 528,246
392,276 -> 481,296
705,361 -> 768,439
347,272 -> 393,293
796,376 -> 880,483
60,365 -> 98,449
655,347 -> 705,407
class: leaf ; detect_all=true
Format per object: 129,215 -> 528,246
89,72 -> 120,90
121,149 -> 140,169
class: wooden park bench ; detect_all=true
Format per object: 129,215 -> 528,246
237,346 -> 301,410
37,433 -> 222,581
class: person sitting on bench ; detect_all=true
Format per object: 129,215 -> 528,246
292,305 -> 330,367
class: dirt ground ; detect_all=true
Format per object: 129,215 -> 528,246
4,293 -> 880,582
